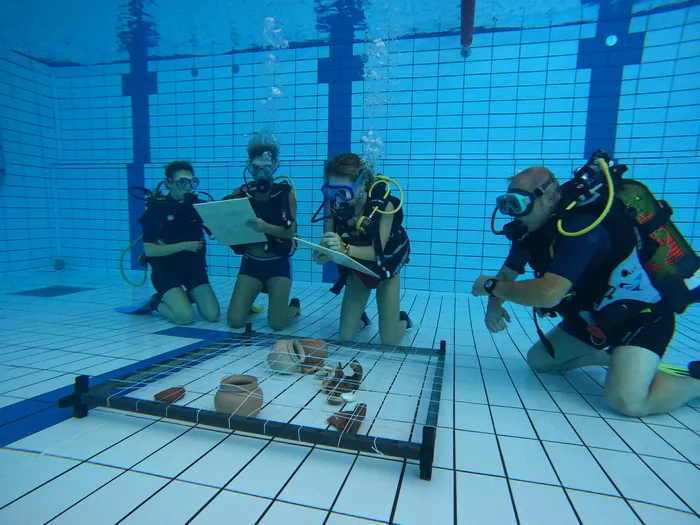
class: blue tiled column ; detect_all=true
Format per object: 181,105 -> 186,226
120,10 -> 159,269
577,1 -> 645,159
317,7 -> 365,283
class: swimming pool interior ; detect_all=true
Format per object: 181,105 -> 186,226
0,0 -> 699,523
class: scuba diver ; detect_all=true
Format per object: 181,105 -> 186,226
138,161 -> 220,325
471,150 -> 700,417
312,153 -> 412,346
223,131 -> 301,330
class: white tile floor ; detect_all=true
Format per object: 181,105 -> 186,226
0,268 -> 699,524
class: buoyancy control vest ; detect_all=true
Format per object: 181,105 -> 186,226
329,189 -> 410,294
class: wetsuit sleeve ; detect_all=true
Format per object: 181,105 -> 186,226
140,209 -> 159,243
546,214 -> 610,286
504,241 -> 529,275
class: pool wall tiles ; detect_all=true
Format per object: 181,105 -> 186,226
0,50 -> 59,273
0,6 -> 698,291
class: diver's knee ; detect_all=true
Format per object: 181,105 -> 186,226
172,308 -> 195,326
527,344 -> 556,373
227,311 -> 246,329
339,326 -> 356,342
379,328 -> 403,347
605,389 -> 649,418
267,316 -> 287,331
203,309 -> 220,323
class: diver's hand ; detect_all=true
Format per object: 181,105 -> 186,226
246,218 -> 269,233
485,305 -> 511,333
320,232 -> 345,253
472,275 -> 496,297
182,241 -> 204,253
313,251 -> 330,265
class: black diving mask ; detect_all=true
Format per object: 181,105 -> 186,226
492,176 -> 557,241
245,151 -> 276,193
169,177 -> 200,191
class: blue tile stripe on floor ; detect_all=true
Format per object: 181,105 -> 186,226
0,328 -> 233,447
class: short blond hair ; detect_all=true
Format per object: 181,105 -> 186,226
246,129 -> 279,163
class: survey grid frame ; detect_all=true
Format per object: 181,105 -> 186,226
58,324 -> 447,481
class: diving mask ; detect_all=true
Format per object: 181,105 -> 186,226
496,177 -> 555,217
321,173 -> 366,203
170,177 -> 200,191
246,151 -> 276,193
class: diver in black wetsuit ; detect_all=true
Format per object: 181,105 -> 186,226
472,155 -> 700,417
139,161 -> 220,325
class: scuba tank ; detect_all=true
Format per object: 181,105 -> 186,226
614,179 -> 699,299
559,150 -> 699,309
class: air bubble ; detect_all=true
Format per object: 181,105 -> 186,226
263,17 -> 289,49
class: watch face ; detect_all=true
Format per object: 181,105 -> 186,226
485,279 -> 496,292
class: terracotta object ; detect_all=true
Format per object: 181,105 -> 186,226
214,374 -> 263,417
322,360 -> 363,394
298,338 -> 328,374
315,365 -> 335,379
327,393 -> 344,405
322,360 -> 364,404
154,386 -> 185,404
328,404 -> 367,435
268,340 -> 305,374
300,355 -> 326,375
299,338 -> 328,359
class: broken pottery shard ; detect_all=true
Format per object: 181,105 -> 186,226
322,360 -> 363,397
154,386 -> 185,404
346,360 -> 363,387
327,403 -> 367,435
327,392 -> 344,405
300,356 -> 326,374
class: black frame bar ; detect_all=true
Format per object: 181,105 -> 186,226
58,324 -> 446,481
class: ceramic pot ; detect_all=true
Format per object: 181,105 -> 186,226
299,338 -> 328,360
214,374 -> 263,417
268,340 -> 305,374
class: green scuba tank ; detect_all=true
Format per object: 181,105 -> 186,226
614,179 -> 700,293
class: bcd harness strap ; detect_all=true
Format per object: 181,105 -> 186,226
329,197 -> 393,295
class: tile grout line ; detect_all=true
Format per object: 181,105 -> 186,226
467,296 -> 522,525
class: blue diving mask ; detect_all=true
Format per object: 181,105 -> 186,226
321,173 -> 366,203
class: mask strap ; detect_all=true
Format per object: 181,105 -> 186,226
311,201 -> 332,223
